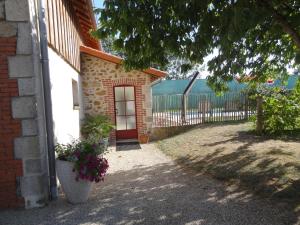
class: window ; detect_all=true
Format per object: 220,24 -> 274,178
72,79 -> 79,110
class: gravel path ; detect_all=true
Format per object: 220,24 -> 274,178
0,143 -> 298,225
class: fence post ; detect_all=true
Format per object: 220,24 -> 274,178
202,95 -> 206,123
256,95 -> 263,134
181,95 -> 187,124
153,91 -> 251,128
244,94 -> 249,120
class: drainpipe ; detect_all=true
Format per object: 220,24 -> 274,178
181,71 -> 199,123
38,0 -> 58,200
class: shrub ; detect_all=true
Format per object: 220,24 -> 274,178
253,82 -> 300,134
81,115 -> 114,141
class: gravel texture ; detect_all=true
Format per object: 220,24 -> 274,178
0,143 -> 298,225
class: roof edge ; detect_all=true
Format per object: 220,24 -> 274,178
80,45 -> 167,77
71,0 -> 101,50
86,0 -> 102,50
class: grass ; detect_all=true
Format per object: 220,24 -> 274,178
157,122 -> 300,209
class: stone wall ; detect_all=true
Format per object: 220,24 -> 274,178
81,54 -> 153,141
0,2 -> 23,207
0,0 -> 48,208
150,125 -> 198,141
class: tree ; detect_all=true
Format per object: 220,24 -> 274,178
101,36 -> 125,58
160,56 -> 205,80
93,0 -> 300,91
101,34 -> 202,79
164,57 -> 191,80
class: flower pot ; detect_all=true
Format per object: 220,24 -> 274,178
56,159 -> 93,204
139,134 -> 149,144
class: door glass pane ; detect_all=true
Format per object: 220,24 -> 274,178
116,102 -> 126,115
127,116 -> 136,129
125,87 -> 134,100
116,116 -> 126,130
126,101 -> 135,115
115,87 -> 124,101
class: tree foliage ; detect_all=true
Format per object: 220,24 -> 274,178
252,82 -> 300,134
93,0 -> 300,91
101,36 -> 125,58
164,56 -> 209,80
101,35 -> 201,79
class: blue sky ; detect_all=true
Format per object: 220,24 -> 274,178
93,0 -> 104,8
92,0 -> 104,23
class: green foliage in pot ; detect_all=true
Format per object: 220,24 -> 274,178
81,115 -> 114,141
55,139 -> 109,182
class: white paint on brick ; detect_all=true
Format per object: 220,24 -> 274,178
14,136 -> 39,159
12,96 -> 36,119
17,22 -> 32,54
20,0 -> 49,208
48,47 -> 81,144
20,175 -> 47,208
24,158 -> 42,174
8,55 -> 34,78
0,21 -> 17,37
5,0 -> 29,21
22,119 -> 37,136
0,1 -> 4,20
18,77 -> 35,96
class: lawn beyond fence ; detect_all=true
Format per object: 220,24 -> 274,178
152,92 -> 256,127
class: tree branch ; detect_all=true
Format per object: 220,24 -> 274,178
261,0 -> 300,50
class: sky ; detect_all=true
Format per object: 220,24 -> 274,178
92,0 -> 104,24
93,0 -> 104,9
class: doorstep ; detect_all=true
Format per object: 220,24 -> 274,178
116,139 -> 139,144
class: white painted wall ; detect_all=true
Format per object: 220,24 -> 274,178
48,47 -> 81,144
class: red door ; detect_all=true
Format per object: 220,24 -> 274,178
114,86 -> 138,139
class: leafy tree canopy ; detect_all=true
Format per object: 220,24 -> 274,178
101,35 -> 202,79
93,0 -> 300,91
101,36 -> 125,58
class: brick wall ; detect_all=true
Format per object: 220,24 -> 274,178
0,0 -> 49,209
0,37 -> 24,207
81,54 -> 153,142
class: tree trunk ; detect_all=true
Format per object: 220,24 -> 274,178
256,96 -> 264,134
261,0 -> 300,50
272,12 -> 300,50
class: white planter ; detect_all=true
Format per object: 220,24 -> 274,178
56,159 -> 93,204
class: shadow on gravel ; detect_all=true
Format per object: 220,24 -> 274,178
174,129 -> 300,219
0,163 -> 298,225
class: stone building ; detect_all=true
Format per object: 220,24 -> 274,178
0,0 -> 165,209
80,46 -> 165,140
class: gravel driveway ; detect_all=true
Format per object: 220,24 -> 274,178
0,143 -> 298,225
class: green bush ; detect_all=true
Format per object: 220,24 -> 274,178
254,82 -> 300,134
81,115 -> 114,141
